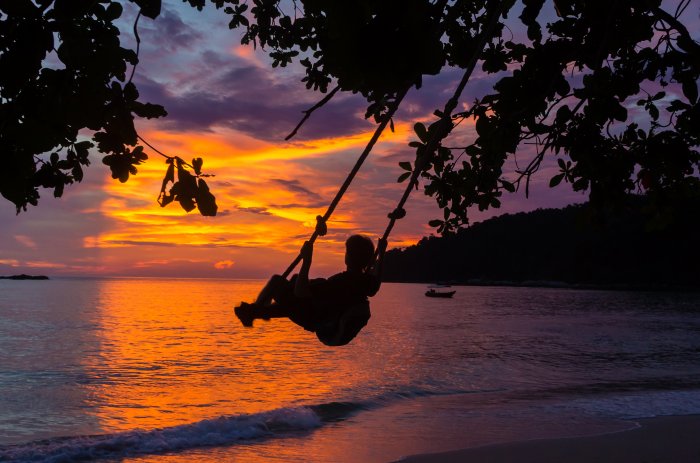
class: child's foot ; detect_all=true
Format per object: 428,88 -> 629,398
234,302 -> 255,327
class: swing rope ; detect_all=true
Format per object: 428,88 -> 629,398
281,85 -> 411,279
376,1 -> 504,249
282,1 -> 504,277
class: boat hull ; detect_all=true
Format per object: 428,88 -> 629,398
425,290 -> 456,298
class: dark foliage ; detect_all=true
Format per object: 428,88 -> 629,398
1,0 -> 698,228
213,0 -> 700,231
0,0 -> 215,215
382,197 -> 700,289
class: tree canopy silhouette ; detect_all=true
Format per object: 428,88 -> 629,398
1,0 -> 698,230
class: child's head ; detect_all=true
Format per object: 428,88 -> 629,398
345,235 -> 375,271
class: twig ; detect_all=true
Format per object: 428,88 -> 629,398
137,134 -> 194,170
653,7 -> 700,57
285,85 -> 341,140
128,12 -> 142,84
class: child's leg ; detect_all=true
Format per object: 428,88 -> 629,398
255,274 -> 289,306
235,301 -> 294,327
236,275 -> 299,327
251,303 -> 293,320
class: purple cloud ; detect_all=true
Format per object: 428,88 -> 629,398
270,178 -> 321,200
135,63 -> 373,141
236,206 -> 272,215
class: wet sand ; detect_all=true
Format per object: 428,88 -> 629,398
396,414 -> 700,463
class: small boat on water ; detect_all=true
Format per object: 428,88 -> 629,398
425,288 -> 456,298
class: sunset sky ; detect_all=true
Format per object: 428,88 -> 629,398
2,1 -> 695,279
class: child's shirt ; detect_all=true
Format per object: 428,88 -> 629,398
309,270 -> 380,305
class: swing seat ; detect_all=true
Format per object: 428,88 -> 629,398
315,300 -> 371,346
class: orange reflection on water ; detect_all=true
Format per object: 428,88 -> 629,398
84,278 -> 374,433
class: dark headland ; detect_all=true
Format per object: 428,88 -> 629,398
383,198 -> 699,291
0,274 -> 49,280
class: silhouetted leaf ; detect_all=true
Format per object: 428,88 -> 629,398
53,182 -> 64,198
195,179 -> 217,216
414,123 -> 428,143
397,172 -> 411,183
124,82 -> 138,102
648,104 -> 659,120
192,157 -> 203,175
160,160 -> 175,193
133,0 -> 161,19
178,196 -> 196,212
682,79 -> 698,104
667,100 -> 689,112
549,173 -> 565,187
105,2 -> 123,21
72,165 -> 83,182
158,192 -> 174,207
501,180 -> 515,193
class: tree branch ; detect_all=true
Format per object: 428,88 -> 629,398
128,12 -> 142,84
653,7 -> 700,58
285,85 -> 340,140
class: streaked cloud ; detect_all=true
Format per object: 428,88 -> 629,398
14,235 -> 38,249
134,258 -> 207,268
25,261 -> 67,269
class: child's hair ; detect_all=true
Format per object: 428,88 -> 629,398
345,235 -> 375,270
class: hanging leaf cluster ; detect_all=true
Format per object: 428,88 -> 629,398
157,157 -> 217,216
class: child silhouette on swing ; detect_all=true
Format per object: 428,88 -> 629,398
235,235 -> 387,346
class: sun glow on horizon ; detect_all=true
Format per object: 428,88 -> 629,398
74,119 -> 429,277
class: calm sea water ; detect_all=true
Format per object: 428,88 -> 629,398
1,278 -> 700,462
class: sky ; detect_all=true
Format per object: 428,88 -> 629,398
1,1 -> 697,278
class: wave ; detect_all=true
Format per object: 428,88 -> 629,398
0,386 -> 477,462
0,407 -> 321,463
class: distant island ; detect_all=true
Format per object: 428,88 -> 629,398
0,274 -> 49,280
383,198 -> 699,290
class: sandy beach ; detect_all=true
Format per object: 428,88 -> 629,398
397,414 -> 700,463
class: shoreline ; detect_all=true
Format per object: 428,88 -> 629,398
395,414 -> 700,463
0,274 -> 49,280
383,279 -> 700,292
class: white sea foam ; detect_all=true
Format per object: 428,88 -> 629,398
0,407 -> 322,463
566,389 -> 700,419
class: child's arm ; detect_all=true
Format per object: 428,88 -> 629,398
367,238 -> 388,296
294,241 -> 314,298
369,238 -> 388,276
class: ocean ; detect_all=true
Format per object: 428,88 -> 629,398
1,278 -> 700,462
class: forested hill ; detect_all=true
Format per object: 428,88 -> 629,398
382,200 -> 699,289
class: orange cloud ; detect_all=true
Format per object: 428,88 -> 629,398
83,116 -> 435,277
134,258 -> 208,268
14,235 -> 37,249
25,261 -> 67,269
214,260 -> 234,269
